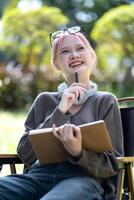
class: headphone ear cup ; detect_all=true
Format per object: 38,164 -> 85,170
58,82 -> 68,96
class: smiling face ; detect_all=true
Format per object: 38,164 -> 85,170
52,32 -> 97,83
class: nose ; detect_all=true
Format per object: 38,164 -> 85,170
70,50 -> 79,59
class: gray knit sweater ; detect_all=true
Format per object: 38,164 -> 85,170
17,90 -> 124,199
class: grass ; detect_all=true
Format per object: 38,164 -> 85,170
0,110 -> 26,153
0,110 -> 27,175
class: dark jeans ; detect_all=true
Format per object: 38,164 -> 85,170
0,161 -> 104,200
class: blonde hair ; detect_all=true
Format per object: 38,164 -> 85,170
51,32 -> 97,69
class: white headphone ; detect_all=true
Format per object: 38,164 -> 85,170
58,82 -> 98,105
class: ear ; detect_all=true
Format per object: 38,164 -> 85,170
91,50 -> 97,68
54,62 -> 60,70
53,59 -> 61,70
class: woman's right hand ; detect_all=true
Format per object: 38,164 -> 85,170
53,123 -> 82,157
58,83 -> 86,114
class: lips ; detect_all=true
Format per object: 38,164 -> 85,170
69,61 -> 84,68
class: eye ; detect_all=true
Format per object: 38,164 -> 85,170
77,46 -> 85,51
61,50 -> 69,54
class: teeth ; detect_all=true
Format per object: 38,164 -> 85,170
70,61 -> 83,68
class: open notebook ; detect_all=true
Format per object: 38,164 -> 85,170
29,120 -> 112,164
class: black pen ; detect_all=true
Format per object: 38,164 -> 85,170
75,71 -> 80,101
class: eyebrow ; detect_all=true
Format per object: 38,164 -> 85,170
60,43 -> 84,50
59,47 -> 69,50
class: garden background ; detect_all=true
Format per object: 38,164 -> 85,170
0,0 -> 134,174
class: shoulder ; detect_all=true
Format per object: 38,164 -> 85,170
95,91 -> 118,103
89,91 -> 118,110
31,92 -> 59,108
92,92 -> 120,120
35,91 -> 58,102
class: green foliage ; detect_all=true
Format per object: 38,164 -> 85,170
0,110 -> 26,153
0,1 -> 133,110
91,5 -> 134,96
0,0 -> 9,18
42,0 -> 130,40
91,5 -> 134,44
1,6 -> 68,69
0,5 -> 68,109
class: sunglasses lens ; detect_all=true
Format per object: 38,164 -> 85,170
68,26 -> 81,33
51,31 -> 64,40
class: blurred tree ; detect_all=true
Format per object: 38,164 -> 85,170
1,6 -> 68,70
42,0 -> 130,42
0,0 -> 19,18
91,5 -> 134,96
0,0 -> 133,109
0,6 -> 68,108
0,0 -> 10,65
0,0 -> 9,18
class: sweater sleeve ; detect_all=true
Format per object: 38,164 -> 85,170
69,94 -> 124,178
17,93 -> 70,166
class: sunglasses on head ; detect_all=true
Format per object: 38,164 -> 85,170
49,26 -> 86,46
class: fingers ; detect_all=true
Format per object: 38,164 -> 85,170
52,124 -> 58,137
72,124 -> 81,138
61,124 -> 74,141
58,83 -> 86,113
67,84 -> 88,100
53,124 -> 82,157
53,124 -> 60,139
64,85 -> 81,100
52,124 -> 63,139
52,124 -> 81,141
53,124 -> 72,141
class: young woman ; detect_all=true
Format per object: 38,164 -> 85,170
0,26 -> 124,200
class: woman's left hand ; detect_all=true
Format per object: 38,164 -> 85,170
53,124 -> 82,157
